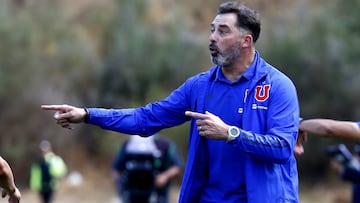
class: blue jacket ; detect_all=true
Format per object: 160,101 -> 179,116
87,51 -> 300,203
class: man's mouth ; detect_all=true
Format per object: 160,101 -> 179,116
209,45 -> 219,56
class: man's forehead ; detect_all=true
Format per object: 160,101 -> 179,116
211,13 -> 237,27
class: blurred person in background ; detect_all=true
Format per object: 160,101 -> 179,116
112,134 -> 183,203
295,119 -> 360,155
0,156 -> 21,203
327,144 -> 360,203
41,1 -> 300,202
30,140 -> 67,203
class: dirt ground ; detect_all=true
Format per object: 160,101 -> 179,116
18,182 -> 180,203
16,169 -> 353,203
18,183 -> 352,203
17,167 -> 181,203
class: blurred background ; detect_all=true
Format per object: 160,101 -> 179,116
1,0 -> 360,202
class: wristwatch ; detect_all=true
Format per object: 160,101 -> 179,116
227,126 -> 240,142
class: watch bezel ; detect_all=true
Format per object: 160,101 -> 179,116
227,126 -> 240,142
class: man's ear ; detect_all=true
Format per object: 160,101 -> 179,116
241,35 -> 253,48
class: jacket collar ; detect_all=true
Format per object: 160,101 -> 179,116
209,50 -> 269,87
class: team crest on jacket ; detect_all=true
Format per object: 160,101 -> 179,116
254,85 -> 270,101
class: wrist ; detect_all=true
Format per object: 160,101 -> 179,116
83,108 -> 89,123
159,173 -> 169,180
7,186 -> 16,196
227,126 -> 241,142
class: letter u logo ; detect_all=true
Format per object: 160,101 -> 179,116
255,85 -> 270,101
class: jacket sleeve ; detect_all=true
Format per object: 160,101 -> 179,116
341,166 -> 360,183
112,143 -> 127,171
167,142 -> 184,168
86,80 -> 192,136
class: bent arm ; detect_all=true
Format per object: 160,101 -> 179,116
235,77 -> 299,163
0,156 -> 17,194
155,166 -> 182,188
300,119 -> 360,140
0,156 -> 21,203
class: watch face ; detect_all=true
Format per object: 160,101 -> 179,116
227,126 -> 240,142
230,127 -> 239,136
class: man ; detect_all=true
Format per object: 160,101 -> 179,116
42,1 -> 300,202
295,119 -> 360,155
0,156 -> 21,203
112,135 -> 183,203
30,140 -> 67,203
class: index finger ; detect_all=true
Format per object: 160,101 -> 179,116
185,111 -> 207,119
41,104 -> 66,111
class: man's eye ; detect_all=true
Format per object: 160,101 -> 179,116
219,30 -> 226,35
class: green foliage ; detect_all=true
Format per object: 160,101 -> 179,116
98,0 -> 205,107
83,0 -> 206,156
0,0 -> 109,185
263,0 -> 360,118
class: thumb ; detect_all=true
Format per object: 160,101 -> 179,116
54,110 -> 74,120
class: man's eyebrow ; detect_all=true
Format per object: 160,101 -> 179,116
210,23 -> 230,29
218,24 -> 230,29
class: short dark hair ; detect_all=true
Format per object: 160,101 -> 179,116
218,1 -> 261,42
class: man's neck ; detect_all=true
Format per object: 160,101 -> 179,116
222,49 -> 255,82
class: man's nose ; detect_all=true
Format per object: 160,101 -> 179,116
209,32 -> 217,42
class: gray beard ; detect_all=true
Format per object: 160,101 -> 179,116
211,42 -> 242,67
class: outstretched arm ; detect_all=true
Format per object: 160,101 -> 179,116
300,119 -> 360,140
0,156 -> 21,203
